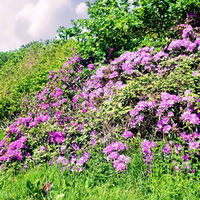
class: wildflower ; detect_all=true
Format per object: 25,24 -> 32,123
192,71 -> 199,76
103,142 -> 129,154
77,156 -> 89,166
40,146 -> 46,151
162,116 -> 171,124
107,152 -> 119,160
91,138 -> 96,146
114,162 -> 127,173
189,114 -> 200,125
147,101 -> 156,108
174,166 -> 180,172
167,111 -> 174,118
130,120 -> 137,128
82,108 -> 87,113
189,141 -> 199,150
162,144 -> 171,155
123,131 -> 134,139
130,109 -> 139,116
175,144 -> 182,154
163,125 -> 172,133
135,115 -> 144,122
141,140 -> 157,165
118,154 -> 131,164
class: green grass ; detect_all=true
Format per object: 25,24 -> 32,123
0,130 -> 4,141
1,150 -> 200,200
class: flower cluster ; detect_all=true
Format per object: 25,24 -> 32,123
122,131 -> 134,139
0,137 -> 27,162
53,152 -> 90,172
141,140 -> 157,165
104,142 -> 130,172
0,15 -> 200,175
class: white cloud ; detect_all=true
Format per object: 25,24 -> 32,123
0,0 -> 94,52
75,2 -> 87,15
16,0 -> 72,38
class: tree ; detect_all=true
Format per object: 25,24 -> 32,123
57,0 -> 200,62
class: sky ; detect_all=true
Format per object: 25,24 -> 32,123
0,0 -> 95,52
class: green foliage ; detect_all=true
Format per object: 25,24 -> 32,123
0,39 -> 77,122
58,0 -> 200,62
122,54 -> 200,101
0,47 -> 26,70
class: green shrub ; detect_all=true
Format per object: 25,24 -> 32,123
0,39 -> 77,122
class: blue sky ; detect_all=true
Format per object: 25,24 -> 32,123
0,0 -> 95,52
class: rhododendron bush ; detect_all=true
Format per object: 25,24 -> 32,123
0,13 -> 200,174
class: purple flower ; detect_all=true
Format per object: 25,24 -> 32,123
192,71 -> 199,76
103,142 -> 129,154
188,12 -> 197,18
135,115 -> 144,122
82,108 -> 87,113
130,109 -> 139,117
113,161 -> 127,173
49,131 -> 65,144
0,149 -> 6,156
167,112 -> 174,118
109,71 -> 119,79
184,90 -> 192,95
189,169 -> 195,173
192,132 -> 200,139
49,70 -> 55,75
180,132 -> 192,141
118,154 -> 131,164
72,143 -> 81,151
157,121 -> 163,131
181,110 -> 191,122
181,153 -> 191,162
107,152 -> 119,160
70,156 -> 77,164
73,98 -> 78,103
90,131 -> 97,137
135,101 -> 148,111
174,166 -> 180,172
91,138 -> 96,146
162,116 -> 170,124
77,156 -> 89,166
175,144 -> 182,154
141,140 -> 157,165
71,166 -> 83,172
130,120 -> 137,128
189,114 -> 200,125
189,141 -> 199,150
15,150 -> 23,161
147,101 -> 157,108
57,156 -> 68,165
163,125 -> 172,133
123,131 -> 134,139
156,109 -> 163,117
61,145 -> 66,154
161,92 -> 170,100
40,146 -> 46,151
162,144 -> 171,155
0,155 -> 8,162
0,140 -> 7,149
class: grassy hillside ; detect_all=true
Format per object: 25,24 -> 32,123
0,39 -> 77,122
0,1 -> 200,199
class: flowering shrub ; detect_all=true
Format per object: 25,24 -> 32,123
0,13 -> 200,174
